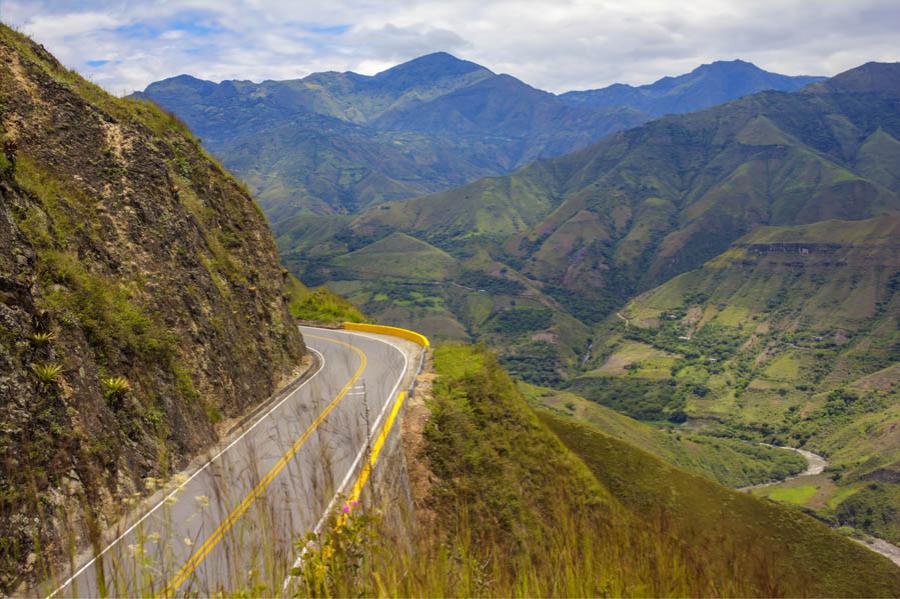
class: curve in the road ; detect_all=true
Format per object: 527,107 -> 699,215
45,347 -> 330,599
44,326 -> 418,598
301,332 -> 410,535
157,335 -> 368,597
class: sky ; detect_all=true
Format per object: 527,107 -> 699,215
3,0 -> 900,95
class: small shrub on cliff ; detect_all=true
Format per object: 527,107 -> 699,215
291,505 -> 380,597
101,376 -> 131,407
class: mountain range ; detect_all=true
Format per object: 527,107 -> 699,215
135,54 -> 822,217
282,59 -> 898,548
277,61 -> 900,375
559,58 -> 822,114
143,50 -> 900,584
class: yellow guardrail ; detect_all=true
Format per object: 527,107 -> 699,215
342,322 -> 430,347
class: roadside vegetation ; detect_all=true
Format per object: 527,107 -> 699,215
284,273 -> 366,324
288,344 -> 899,597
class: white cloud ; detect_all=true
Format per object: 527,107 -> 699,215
3,0 -> 899,94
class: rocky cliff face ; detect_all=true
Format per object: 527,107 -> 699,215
0,25 -> 304,591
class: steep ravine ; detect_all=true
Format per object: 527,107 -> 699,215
0,26 -> 304,592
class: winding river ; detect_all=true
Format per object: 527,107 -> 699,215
740,446 -> 900,567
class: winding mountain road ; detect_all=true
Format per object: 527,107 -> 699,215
42,326 -> 422,598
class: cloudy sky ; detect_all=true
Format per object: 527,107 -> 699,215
3,0 -> 899,95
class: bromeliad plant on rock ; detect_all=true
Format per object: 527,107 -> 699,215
101,376 -> 131,409
29,362 -> 63,390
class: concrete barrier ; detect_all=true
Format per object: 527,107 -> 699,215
342,322 -> 430,347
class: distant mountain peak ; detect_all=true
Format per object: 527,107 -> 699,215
811,61 -> 900,96
142,73 -> 217,96
374,51 -> 492,83
703,58 -> 754,66
655,59 -> 813,87
559,60 -> 824,115
171,72 -> 208,82
692,59 -> 762,73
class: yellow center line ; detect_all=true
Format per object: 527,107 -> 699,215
157,333 -> 365,597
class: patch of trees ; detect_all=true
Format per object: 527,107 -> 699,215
544,284 -> 619,325
499,342 -> 562,386
835,483 -> 900,544
571,376 -> 685,422
458,270 -> 525,295
488,307 -> 553,335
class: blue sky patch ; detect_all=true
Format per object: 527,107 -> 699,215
305,24 -> 351,35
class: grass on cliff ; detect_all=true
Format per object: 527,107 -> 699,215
284,274 -> 366,324
289,344 -> 899,597
539,408 -> 900,598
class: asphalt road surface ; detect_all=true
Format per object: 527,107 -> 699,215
42,326 -> 418,597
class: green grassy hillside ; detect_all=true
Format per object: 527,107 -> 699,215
283,274 -> 366,324
540,408 -> 900,597
293,344 -> 899,597
332,232 -> 459,280
522,383 -> 807,487
579,216 -> 899,542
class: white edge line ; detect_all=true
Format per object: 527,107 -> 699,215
47,347 -> 327,599
282,328 -> 411,592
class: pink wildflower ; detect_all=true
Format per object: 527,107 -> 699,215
342,504 -> 351,514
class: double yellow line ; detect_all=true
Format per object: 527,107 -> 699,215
158,334 -> 365,597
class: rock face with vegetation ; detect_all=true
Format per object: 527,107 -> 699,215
0,25 -> 304,591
